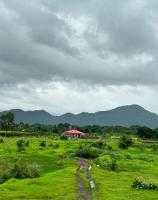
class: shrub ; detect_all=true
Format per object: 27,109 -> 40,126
0,174 -> 12,184
60,135 -> 68,140
76,145 -> 100,159
0,159 -> 40,184
125,154 -> 132,160
107,160 -> 118,171
39,140 -> 46,148
5,145 -> 12,153
17,139 -> 29,152
152,144 -> 158,152
25,140 -> 29,147
107,145 -> 112,150
53,144 -> 59,148
48,143 -> 59,148
110,152 -> 122,160
118,136 -> 133,149
12,159 -> 40,179
0,138 -> 4,143
132,179 -> 158,190
91,141 -> 105,148
0,159 -> 12,184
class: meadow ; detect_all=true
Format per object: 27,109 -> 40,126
0,136 -> 158,200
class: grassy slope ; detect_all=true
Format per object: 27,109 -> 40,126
93,140 -> 158,200
0,137 -> 158,199
93,168 -> 158,200
0,168 -> 76,200
0,138 -> 79,200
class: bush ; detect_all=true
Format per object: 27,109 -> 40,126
118,136 -> 133,149
0,174 -> 12,184
107,145 -> 112,150
0,138 -> 4,143
53,144 -> 59,149
125,154 -> 132,160
25,140 -> 29,147
0,160 -> 12,184
48,143 -> 59,148
107,160 -> 118,171
152,144 -> 158,152
132,179 -> 158,190
91,141 -> 105,148
39,140 -> 46,148
17,139 -> 29,152
0,159 -> 40,184
110,152 -> 122,160
76,145 -> 100,159
12,159 -> 40,179
48,143 -> 53,147
60,135 -> 68,140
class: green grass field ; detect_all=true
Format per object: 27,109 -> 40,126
0,136 -> 158,199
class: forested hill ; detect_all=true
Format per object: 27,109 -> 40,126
0,104 -> 158,128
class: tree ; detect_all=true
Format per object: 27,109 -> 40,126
0,112 -> 14,137
137,127 -> 158,139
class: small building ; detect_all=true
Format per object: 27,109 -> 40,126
64,129 -> 85,139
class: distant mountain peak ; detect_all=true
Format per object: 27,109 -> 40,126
0,104 -> 158,128
62,113 -> 74,117
127,104 -> 145,109
114,104 -> 145,111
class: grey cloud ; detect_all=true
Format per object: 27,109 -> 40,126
43,0 -> 158,56
1,0 -> 78,56
0,0 -> 158,87
83,0 -> 158,57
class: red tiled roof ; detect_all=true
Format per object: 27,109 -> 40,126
64,129 -> 84,135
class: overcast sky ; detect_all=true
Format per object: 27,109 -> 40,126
0,0 -> 158,115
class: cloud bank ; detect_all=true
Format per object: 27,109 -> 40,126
0,0 -> 158,114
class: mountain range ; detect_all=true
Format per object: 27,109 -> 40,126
0,104 -> 158,128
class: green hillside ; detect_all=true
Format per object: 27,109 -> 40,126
0,136 -> 158,199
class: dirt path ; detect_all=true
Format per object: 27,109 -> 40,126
76,158 -> 95,200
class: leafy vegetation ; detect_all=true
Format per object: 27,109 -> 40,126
0,114 -> 157,199
118,136 -> 133,149
12,158 -> 40,179
0,112 -> 14,137
39,140 -> 46,148
0,138 -> 4,143
137,127 -> 158,139
106,159 -> 118,171
0,158 -> 40,184
0,137 -> 157,199
16,139 -> 29,152
60,134 -> 68,140
90,140 -> 105,148
76,144 -> 100,159
132,179 -> 158,190
1,112 -> 158,141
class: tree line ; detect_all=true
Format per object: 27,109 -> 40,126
0,112 -> 158,139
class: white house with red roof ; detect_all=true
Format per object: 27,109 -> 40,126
64,129 -> 85,139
